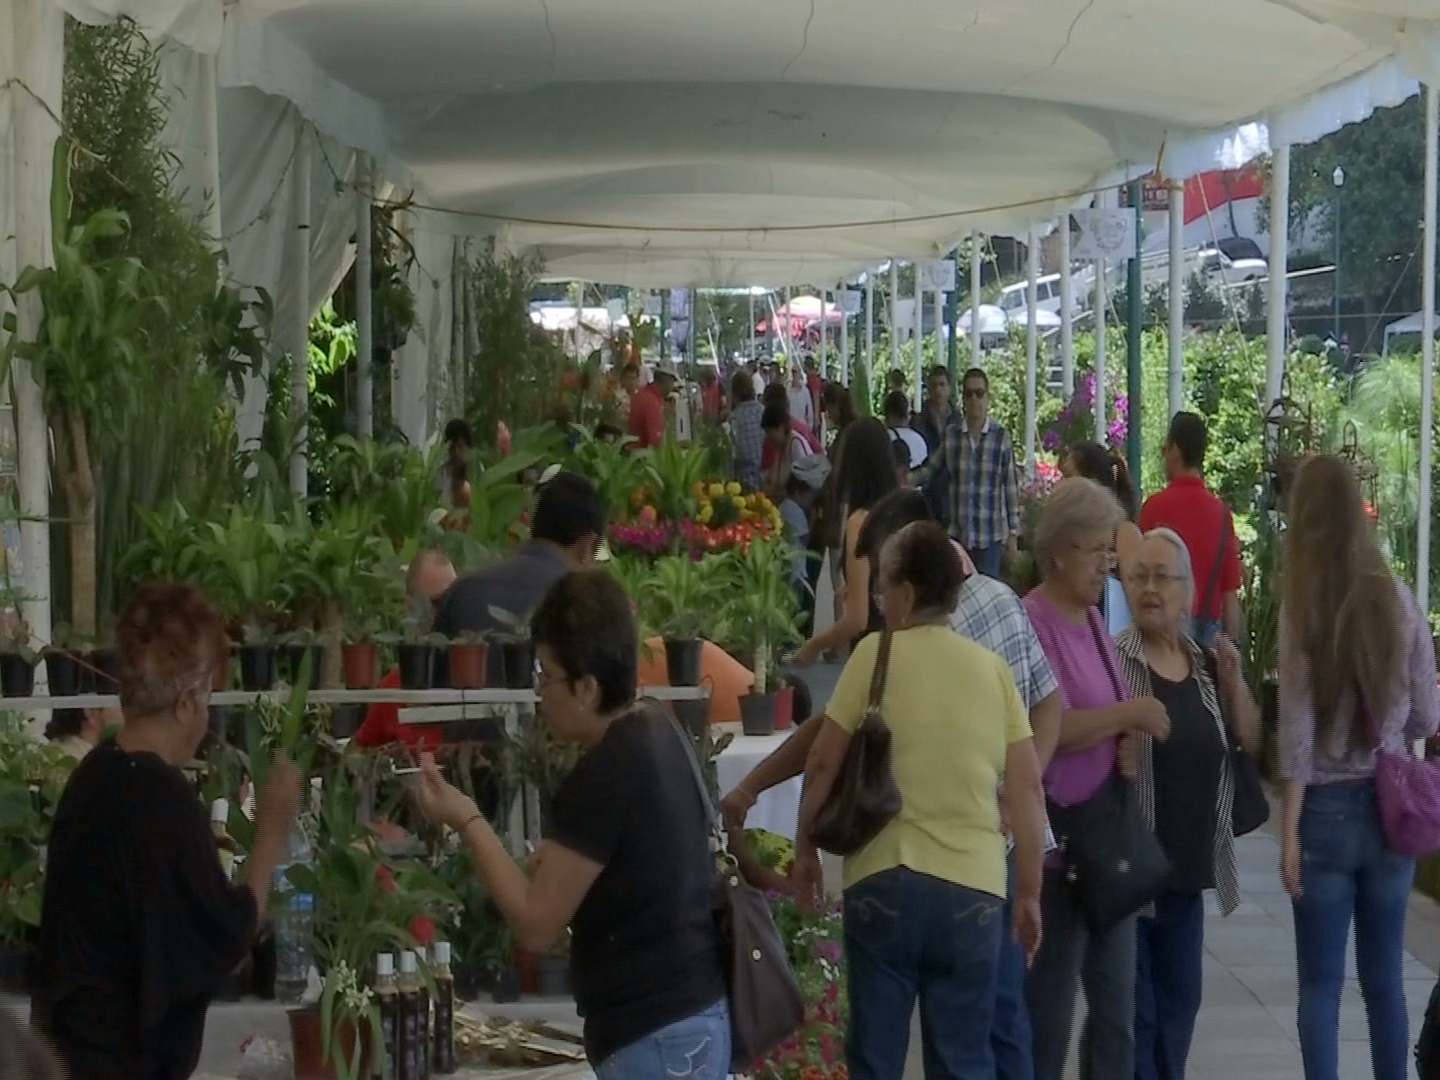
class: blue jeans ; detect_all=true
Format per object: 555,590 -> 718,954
845,866 -> 1003,1080
594,1000 -> 731,1080
1135,890 -> 1206,1080
1191,617 -> 1221,648
994,853 -> 1035,1080
973,542 -> 1006,579
1293,779 -> 1414,1080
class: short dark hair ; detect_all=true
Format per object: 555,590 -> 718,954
1166,411 -> 1208,469
531,472 -> 606,549
730,371 -> 755,402
855,487 -> 933,561
444,418 -> 473,446
594,422 -> 624,441
45,708 -> 84,741
881,521 -> 963,616
961,367 -> 988,390
886,369 -> 907,389
531,569 -> 636,714
883,391 -> 910,422
925,365 -> 950,386
761,384 -> 789,411
761,404 -> 791,433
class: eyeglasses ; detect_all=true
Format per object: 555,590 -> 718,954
533,661 -> 566,692
1125,569 -> 1184,588
1071,542 -> 1115,567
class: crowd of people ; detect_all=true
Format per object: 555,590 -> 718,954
10,349 -> 1440,1080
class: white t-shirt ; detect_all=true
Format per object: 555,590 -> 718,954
889,425 -> 929,469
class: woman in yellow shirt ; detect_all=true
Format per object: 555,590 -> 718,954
795,521 -> 1047,1080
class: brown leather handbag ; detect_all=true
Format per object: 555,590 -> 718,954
809,629 -> 902,856
665,709 -> 805,1070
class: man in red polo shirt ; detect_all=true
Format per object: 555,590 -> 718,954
1138,411 -> 1243,647
626,361 -> 677,448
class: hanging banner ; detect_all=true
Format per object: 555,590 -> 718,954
918,259 -> 956,292
1072,208 -> 1137,260
606,299 -> 626,323
1118,176 -> 1172,212
669,288 -> 691,317
642,294 -> 663,317
835,289 -> 862,315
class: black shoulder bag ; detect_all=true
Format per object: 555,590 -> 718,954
664,709 -> 806,1071
809,630 -> 902,856
1046,617 -> 1169,932
1202,651 -> 1269,837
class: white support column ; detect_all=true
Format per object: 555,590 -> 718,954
1418,84 -> 1437,607
912,277 -> 923,408
864,274 -> 874,389
839,283 -> 850,387
197,52 -> 223,254
355,156 -> 375,438
748,290 -> 756,361
1168,181 -> 1185,417
970,235 -> 982,367
930,290 -> 943,381
1024,226 -> 1039,477
889,262 -> 900,376
1265,142 -> 1291,411
10,0 -> 61,662
289,117 -> 312,498
817,287 -> 827,381
1094,193 -> 1108,438
1059,215 -> 1075,395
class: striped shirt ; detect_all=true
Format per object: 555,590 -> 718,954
951,573 -> 1058,710
914,418 -> 1021,550
729,400 -> 765,492
1114,626 -> 1241,916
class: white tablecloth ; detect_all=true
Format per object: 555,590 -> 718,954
714,729 -> 803,840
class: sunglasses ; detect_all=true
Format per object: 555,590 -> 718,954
963,387 -> 987,399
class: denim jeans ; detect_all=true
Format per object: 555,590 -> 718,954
594,999 -> 731,1080
1135,890 -> 1206,1080
1190,617 -> 1221,649
1293,779 -> 1415,1080
1025,869 -> 1136,1080
994,853 -> 1035,1080
973,542 -> 1007,580
844,866 -> 1004,1080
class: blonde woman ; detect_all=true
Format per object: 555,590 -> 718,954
1279,454 -> 1440,1080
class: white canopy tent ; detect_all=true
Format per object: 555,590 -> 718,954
1383,311 -> 1437,355
7,0 -> 1440,642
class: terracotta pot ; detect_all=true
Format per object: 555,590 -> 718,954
773,685 -> 795,731
288,1008 -> 369,1080
448,643 -> 488,689
341,643 -> 380,690
513,947 -> 538,996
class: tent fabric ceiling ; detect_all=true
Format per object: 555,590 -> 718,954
43,0 -> 1440,284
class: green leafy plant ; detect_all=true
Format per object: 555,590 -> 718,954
0,716 -> 72,948
715,540 -> 804,692
639,554 -> 717,640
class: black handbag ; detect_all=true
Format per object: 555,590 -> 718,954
665,710 -> 806,1071
1417,975 -> 1440,1080
1046,617 -> 1169,933
1202,652 -> 1270,837
809,629 -> 902,857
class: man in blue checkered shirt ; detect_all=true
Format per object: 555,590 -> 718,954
912,367 -> 1021,578
727,370 -> 765,492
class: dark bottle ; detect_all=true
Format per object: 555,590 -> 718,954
416,948 -> 432,1080
430,942 -> 457,1074
375,953 -> 400,1080
397,951 -> 423,1080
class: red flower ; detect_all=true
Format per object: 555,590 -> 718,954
374,865 -> 396,895
410,914 -> 436,946
496,421 -> 512,457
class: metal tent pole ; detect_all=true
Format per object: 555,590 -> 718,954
1126,181 -> 1144,486
355,156 -> 375,437
840,282 -> 850,386
817,287 -> 827,381
912,273 -> 923,408
864,273 -> 875,390
1024,226 -> 1039,478
970,236 -> 982,368
1094,191 -> 1108,440
945,249 -> 959,380
1418,85 -> 1437,607
290,116 -> 312,498
1265,145 -> 1291,410
1059,215 -> 1075,395
1167,181 -> 1185,418
889,262 -> 900,377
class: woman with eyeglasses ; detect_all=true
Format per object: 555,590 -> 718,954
1062,441 -> 1141,635
1022,478 -> 1172,1080
1115,528 -> 1260,1080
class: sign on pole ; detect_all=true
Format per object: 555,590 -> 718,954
641,295 -> 662,317
606,299 -> 626,323
918,259 -> 957,292
1119,175 -> 1172,213
1072,208 -> 1137,261
835,289 -> 862,315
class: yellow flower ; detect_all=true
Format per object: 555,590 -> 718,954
708,483 -> 725,499
725,481 -> 742,496
698,504 -> 713,523
692,481 -> 706,498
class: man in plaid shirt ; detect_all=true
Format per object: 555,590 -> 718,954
912,367 -> 1021,578
727,370 -> 765,492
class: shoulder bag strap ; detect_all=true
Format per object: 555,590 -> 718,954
1200,513 -> 1232,622
660,703 -> 722,839
1087,613 -> 1126,705
1201,650 -> 1240,749
866,629 -> 893,716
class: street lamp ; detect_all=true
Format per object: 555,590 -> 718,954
1332,164 -> 1346,342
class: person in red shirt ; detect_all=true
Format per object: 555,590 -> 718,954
759,385 -> 821,471
1138,411 -> 1243,647
354,549 -> 457,749
698,367 -> 725,424
626,362 -> 677,449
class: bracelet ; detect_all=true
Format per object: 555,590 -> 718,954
457,812 -> 483,834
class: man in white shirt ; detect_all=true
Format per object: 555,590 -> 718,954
787,365 -> 816,429
883,391 -> 929,469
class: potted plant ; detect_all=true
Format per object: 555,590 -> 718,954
43,623 -> 84,698
0,723 -> 69,992
640,555 -> 713,687
719,540 -> 804,736
447,631 -> 489,690
0,622 -> 37,699
81,627 -> 123,695
204,506 -> 289,692
487,607 -> 534,690
341,617 -> 383,691
397,614 -> 445,691
281,628 -> 324,691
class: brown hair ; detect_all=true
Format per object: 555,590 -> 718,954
116,582 -> 229,717
1283,454 -> 1401,746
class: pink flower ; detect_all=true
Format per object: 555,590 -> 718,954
496,421 -> 512,456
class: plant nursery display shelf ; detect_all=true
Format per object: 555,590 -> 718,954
0,686 -> 710,711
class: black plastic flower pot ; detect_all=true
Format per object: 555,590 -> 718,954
673,698 -> 710,741
740,692 -> 777,737
0,943 -> 35,994
453,961 -> 484,1003
238,645 -> 278,692
663,638 -> 704,687
397,644 -> 436,690
500,642 -> 535,690
491,967 -> 522,1005
282,644 -> 323,689
329,703 -> 365,740
44,649 -> 82,698
535,956 -> 570,997
0,653 -> 35,698
82,648 -> 122,693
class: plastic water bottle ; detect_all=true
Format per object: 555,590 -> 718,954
273,807 -> 316,1004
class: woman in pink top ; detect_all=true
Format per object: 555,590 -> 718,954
1279,455 -> 1440,1080
1021,478 -> 1172,1080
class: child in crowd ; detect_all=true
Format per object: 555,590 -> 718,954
780,473 -> 816,615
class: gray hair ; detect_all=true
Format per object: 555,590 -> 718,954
1033,477 -> 1124,576
1137,527 -> 1196,627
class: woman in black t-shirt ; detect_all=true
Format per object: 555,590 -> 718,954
1112,529 -> 1261,1080
416,569 -> 728,1079
34,583 -> 301,1080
